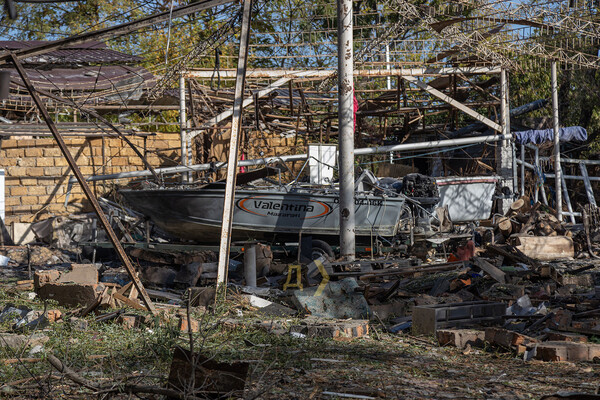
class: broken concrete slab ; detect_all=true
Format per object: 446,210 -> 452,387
188,286 -> 216,307
437,329 -> 485,349
37,283 -> 103,308
290,318 -> 370,339
34,264 -> 98,290
0,333 -> 49,350
292,278 -> 371,320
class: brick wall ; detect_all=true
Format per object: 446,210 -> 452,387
1,130 -> 307,225
0,134 -> 181,225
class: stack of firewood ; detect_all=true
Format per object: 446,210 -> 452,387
495,197 -> 569,240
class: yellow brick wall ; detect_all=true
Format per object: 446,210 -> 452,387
0,134 -> 181,224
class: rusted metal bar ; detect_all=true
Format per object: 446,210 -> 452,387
216,0 -> 253,287
10,53 -> 157,315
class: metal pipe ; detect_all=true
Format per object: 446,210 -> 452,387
76,133 -> 514,183
179,73 -> 189,183
520,143 -> 525,196
337,0 -> 355,262
552,61 -> 562,220
560,173 -> 576,223
216,0 -> 253,287
184,67 -> 503,79
244,242 -> 257,288
534,146 -> 539,203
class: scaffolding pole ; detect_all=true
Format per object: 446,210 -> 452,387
216,0 -> 253,287
552,61 -> 562,221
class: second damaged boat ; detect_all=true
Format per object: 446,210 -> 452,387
120,168 -> 412,244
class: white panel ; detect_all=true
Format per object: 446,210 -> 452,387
308,145 -> 337,185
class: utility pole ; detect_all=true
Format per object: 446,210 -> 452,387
552,61 -> 562,220
337,0 -> 355,261
496,68 -> 513,214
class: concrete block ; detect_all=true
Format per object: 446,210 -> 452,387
290,318 -> 369,338
292,278 -> 371,320
485,327 -> 537,350
412,301 -> 505,335
437,329 -> 485,349
34,264 -> 98,290
534,341 -> 600,362
546,332 -> 588,342
38,283 -> 102,308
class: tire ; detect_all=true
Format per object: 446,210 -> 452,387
311,239 -> 335,261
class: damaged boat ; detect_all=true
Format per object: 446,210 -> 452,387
120,171 -> 411,244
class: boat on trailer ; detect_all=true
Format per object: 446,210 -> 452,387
119,184 -> 409,244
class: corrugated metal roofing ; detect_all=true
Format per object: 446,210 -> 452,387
0,41 -> 142,65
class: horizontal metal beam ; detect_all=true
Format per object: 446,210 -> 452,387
402,75 -> 503,132
185,66 -> 502,79
77,133 -> 512,183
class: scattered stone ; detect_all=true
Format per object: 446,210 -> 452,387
0,333 -> 49,350
292,278 -> 371,319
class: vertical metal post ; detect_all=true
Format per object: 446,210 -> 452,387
552,61 -> 562,220
385,44 -> 391,90
244,242 -> 257,288
10,53 -> 156,315
579,163 -> 597,207
496,68 -> 513,214
337,0 -> 355,262
560,172 -> 576,224
216,0 -> 253,287
180,73 -> 189,183
520,143 -> 525,196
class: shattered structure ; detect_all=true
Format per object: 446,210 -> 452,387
1,0 -> 600,398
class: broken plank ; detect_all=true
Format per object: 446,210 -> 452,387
473,256 -> 507,284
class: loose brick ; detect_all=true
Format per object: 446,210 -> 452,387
485,327 -> 537,351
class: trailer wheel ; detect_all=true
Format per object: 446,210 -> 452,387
311,239 -> 335,261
